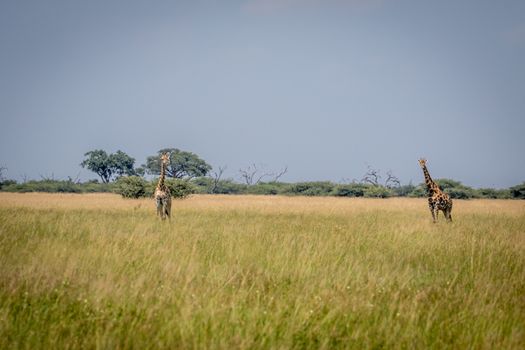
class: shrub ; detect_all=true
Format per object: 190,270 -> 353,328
446,187 -> 479,199
191,177 -> 247,194
114,176 -> 147,198
246,182 -> 287,195
0,179 -> 17,190
434,179 -> 479,199
331,183 -> 368,197
392,184 -> 416,197
408,185 -> 426,198
165,178 -> 195,199
80,181 -> 114,193
363,186 -> 393,198
284,182 -> 334,196
476,188 -> 511,199
191,177 -> 214,194
509,182 -> 525,199
1,180 -> 82,193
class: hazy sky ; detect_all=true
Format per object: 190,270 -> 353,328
1,0 -> 524,188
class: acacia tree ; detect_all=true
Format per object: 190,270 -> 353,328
81,149 -> 135,183
144,148 -> 211,179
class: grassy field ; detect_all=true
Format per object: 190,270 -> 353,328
0,193 -> 524,349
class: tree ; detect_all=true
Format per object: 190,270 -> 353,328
239,164 -> 288,185
81,149 -> 136,183
144,148 -> 211,179
361,165 -> 381,186
361,166 -> 400,188
0,165 -> 7,182
114,176 -> 147,198
110,150 -> 136,177
384,170 -> 401,188
211,165 -> 227,194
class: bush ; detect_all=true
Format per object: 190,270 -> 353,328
392,184 -> 416,197
0,179 -> 17,190
446,187 -> 479,199
191,177 -> 214,194
165,178 -> 195,199
191,177 -> 247,194
363,186 -> 393,198
114,176 -> 147,198
434,179 -> 479,199
408,185 -> 426,198
1,180 -> 82,193
434,179 -> 463,191
246,182 -> 287,195
331,183 -> 368,197
476,188 -> 511,199
509,182 -> 525,199
283,182 -> 334,196
80,181 -> 114,193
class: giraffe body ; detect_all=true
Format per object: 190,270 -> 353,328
419,159 -> 453,223
155,153 -> 172,220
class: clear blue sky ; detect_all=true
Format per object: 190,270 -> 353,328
1,0 -> 524,188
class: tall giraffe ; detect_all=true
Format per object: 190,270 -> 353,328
418,159 -> 453,222
154,152 -> 172,220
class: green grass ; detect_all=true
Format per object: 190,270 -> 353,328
0,194 -> 524,349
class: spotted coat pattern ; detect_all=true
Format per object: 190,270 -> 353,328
155,153 -> 172,220
419,159 -> 453,223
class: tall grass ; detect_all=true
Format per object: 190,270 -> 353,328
1,193 -> 524,349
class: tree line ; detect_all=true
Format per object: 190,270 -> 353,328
0,148 -> 524,200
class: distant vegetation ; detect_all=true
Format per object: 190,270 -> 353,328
1,177 -> 521,200
0,149 -> 523,199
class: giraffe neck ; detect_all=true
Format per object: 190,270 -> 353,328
158,161 -> 166,189
422,165 -> 438,194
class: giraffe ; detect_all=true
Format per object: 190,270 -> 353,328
418,158 -> 453,223
154,152 -> 172,220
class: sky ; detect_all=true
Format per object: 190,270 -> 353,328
0,0 -> 524,188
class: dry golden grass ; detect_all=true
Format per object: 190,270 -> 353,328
1,192 -> 524,216
0,193 -> 524,349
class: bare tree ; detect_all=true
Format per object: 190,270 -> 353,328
67,171 -> 82,184
239,164 -> 287,185
384,170 -> 401,188
239,164 -> 258,185
239,164 -> 272,185
211,165 -> 227,193
361,165 -> 401,188
0,165 -> 7,182
361,165 -> 381,186
271,166 -> 288,182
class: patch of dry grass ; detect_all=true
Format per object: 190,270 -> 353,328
0,193 -> 524,349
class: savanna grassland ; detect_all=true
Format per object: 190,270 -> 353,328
0,193 -> 524,349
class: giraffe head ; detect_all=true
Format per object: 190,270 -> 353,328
160,152 -> 170,165
418,158 -> 427,168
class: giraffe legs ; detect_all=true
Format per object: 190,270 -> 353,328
163,198 -> 172,220
156,196 -> 171,220
428,200 -> 437,223
445,208 -> 453,222
156,198 -> 163,218
429,206 -> 437,223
